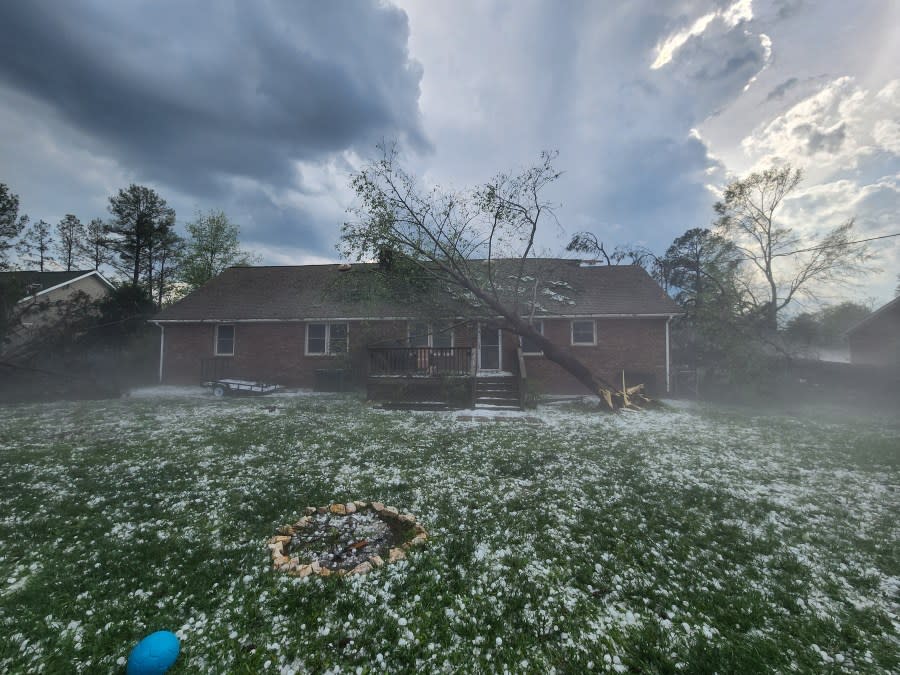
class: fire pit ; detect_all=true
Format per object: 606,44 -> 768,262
267,501 -> 428,577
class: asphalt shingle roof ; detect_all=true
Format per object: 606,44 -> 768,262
154,259 -> 680,322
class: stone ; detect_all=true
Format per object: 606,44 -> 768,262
344,502 -> 357,514
317,506 -> 328,514
272,554 -> 289,568
353,500 -> 368,509
304,506 -> 317,516
410,533 -> 427,546
382,506 -> 399,518
369,555 -> 384,567
310,561 -> 321,574
399,513 -> 416,524
388,547 -> 406,563
296,564 -> 313,578
349,561 -> 372,575
294,517 -> 310,529
319,567 -> 331,577
371,501 -> 385,512
330,503 -> 347,515
278,525 -> 295,536
267,542 -> 283,553
414,524 -> 427,535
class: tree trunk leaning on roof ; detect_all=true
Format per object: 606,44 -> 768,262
341,142 -> 631,410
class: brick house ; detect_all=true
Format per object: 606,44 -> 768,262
152,259 -> 680,405
845,296 -> 900,367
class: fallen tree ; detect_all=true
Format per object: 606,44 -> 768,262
341,144 -> 636,410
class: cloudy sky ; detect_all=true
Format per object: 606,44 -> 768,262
1,0 -> 897,304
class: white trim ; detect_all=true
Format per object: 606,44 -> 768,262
520,320 -> 544,355
153,312 -> 681,324
305,321 -> 349,356
571,319 -> 596,346
14,270 -> 115,303
214,324 -> 235,356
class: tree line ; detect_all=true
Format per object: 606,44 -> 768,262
0,182 -> 257,309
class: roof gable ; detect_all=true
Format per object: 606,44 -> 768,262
0,270 -> 112,302
154,259 -> 681,322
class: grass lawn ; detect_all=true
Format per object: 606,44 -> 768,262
0,391 -> 898,673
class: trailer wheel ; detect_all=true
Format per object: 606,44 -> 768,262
212,385 -> 226,398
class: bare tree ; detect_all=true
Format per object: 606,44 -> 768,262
714,166 -> 872,331
342,144 -> 626,409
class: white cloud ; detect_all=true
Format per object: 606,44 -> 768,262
651,0 -> 755,69
741,77 -> 900,174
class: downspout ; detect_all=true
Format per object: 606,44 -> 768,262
154,321 -> 165,384
665,316 -> 671,394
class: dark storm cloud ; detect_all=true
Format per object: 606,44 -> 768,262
0,0 -> 427,197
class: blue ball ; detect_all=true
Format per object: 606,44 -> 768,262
126,631 -> 180,675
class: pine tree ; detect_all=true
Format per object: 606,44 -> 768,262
55,214 -> 85,271
17,219 -> 54,271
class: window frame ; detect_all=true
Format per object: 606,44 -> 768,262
407,321 -> 454,349
519,320 -> 544,355
305,321 -> 350,356
214,324 -> 235,356
571,319 -> 596,346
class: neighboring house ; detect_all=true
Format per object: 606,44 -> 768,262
153,259 -> 681,405
0,270 -> 114,355
845,296 -> 900,367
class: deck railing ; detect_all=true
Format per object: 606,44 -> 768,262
368,347 -> 473,377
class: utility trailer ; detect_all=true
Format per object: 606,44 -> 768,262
203,378 -> 279,397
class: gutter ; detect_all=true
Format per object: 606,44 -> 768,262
153,312 -> 683,324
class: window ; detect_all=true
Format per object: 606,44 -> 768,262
432,321 -> 454,348
306,322 -> 348,355
408,321 -> 454,348
520,320 -> 544,355
408,321 -> 429,348
215,324 -> 235,355
571,320 -> 596,346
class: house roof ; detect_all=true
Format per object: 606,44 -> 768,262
0,270 -> 113,302
844,295 -> 900,336
154,259 -> 681,322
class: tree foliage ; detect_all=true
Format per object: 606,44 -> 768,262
105,184 -> 176,287
17,219 -> 54,271
78,218 -> 113,271
178,210 -> 257,290
0,183 -> 28,270
54,214 -> 85,272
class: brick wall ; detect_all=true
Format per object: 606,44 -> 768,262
522,318 -> 669,395
160,317 -> 670,393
